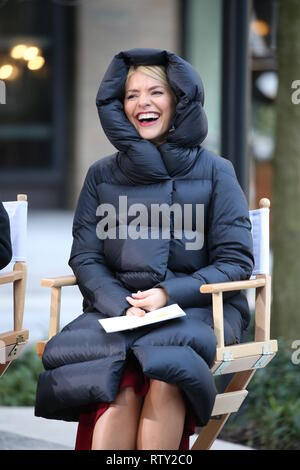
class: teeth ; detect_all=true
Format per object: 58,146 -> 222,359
137,113 -> 160,121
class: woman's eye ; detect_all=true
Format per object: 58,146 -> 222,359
126,91 -> 163,100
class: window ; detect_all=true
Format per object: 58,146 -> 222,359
0,0 -> 75,208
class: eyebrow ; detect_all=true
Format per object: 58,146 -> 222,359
126,85 -> 164,93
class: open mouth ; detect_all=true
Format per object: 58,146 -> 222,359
136,112 -> 160,127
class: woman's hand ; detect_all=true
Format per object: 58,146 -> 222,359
126,288 -> 168,313
125,306 -> 146,317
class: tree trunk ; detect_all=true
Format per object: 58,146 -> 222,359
272,0 -> 300,340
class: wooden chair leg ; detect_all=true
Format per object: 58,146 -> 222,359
191,370 -> 255,450
13,262 -> 27,332
192,415 -> 230,450
225,370 -> 256,392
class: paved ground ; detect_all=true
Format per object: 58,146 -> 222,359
0,407 -> 252,451
0,431 -> 71,450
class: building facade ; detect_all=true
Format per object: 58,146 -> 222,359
0,0 -> 277,210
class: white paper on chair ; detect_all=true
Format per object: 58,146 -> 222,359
99,304 -> 186,333
2,201 -> 28,262
249,207 -> 270,275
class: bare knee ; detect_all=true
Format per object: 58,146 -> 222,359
112,386 -> 142,410
92,386 -> 142,450
149,379 -> 184,403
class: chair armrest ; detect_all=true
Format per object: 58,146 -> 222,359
41,275 -> 77,288
0,270 -> 24,285
39,275 -> 78,343
200,275 -> 271,348
0,262 -> 27,332
200,278 -> 265,294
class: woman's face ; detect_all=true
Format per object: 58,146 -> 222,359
124,71 -> 176,146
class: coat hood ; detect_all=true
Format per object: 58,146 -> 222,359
96,48 -> 208,183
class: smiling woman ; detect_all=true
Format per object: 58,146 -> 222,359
35,48 -> 254,452
124,65 -> 177,146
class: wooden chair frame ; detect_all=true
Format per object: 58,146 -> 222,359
0,194 -> 29,377
36,198 -> 277,450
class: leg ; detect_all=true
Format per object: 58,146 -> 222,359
91,386 -> 143,450
137,379 -> 186,450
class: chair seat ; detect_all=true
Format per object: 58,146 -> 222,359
36,338 -> 278,376
0,329 -> 29,347
212,340 -> 278,375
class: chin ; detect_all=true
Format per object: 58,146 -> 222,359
142,133 -> 160,141
140,130 -> 164,142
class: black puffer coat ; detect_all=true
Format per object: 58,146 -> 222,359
35,48 -> 254,426
0,201 -> 12,270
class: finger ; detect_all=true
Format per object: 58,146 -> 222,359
132,294 -> 145,299
135,309 -> 146,317
126,297 -> 149,308
146,306 -> 156,312
126,306 -> 146,316
126,296 -> 135,305
131,307 -> 146,317
132,292 -> 143,298
132,290 -> 149,298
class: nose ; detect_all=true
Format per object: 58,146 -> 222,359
137,92 -> 151,108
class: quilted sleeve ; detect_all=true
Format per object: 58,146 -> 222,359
0,201 -> 12,270
69,165 -> 132,317
156,159 -> 254,308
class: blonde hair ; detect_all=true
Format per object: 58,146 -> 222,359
126,65 -> 168,87
125,65 -> 177,102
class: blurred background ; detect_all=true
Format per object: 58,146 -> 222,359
0,0 -> 278,208
0,0 -> 300,450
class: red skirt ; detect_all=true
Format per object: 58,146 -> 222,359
75,356 -> 196,450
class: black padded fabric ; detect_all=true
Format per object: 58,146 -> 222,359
35,48 -> 254,427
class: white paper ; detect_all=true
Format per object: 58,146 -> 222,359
249,207 -> 270,275
99,304 -> 186,333
2,200 -> 28,262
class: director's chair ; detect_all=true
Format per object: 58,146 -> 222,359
191,197 -> 277,449
36,198 -> 277,450
0,194 -> 29,377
